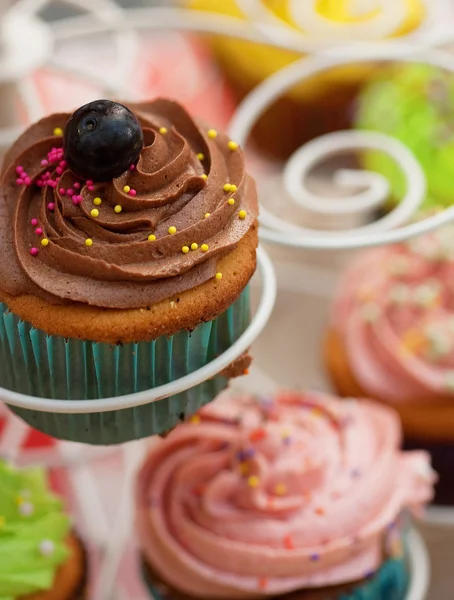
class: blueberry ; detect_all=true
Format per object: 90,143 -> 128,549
63,100 -> 144,181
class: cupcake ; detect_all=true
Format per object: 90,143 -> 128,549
0,98 -> 258,445
136,391 -> 434,599
325,225 -> 454,503
0,459 -> 86,599
187,0 -> 425,159
356,63 -> 454,211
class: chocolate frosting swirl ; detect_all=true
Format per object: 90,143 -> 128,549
0,99 -> 258,309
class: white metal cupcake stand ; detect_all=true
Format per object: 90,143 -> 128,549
2,0 -> 454,598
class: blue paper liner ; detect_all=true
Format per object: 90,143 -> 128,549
141,550 -> 409,600
0,288 -> 250,445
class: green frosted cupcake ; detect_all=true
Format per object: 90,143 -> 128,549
0,460 -> 86,599
0,98 -> 258,444
356,63 -> 454,210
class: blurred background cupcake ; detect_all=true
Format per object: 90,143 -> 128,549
0,97 -> 258,445
185,0 -> 425,159
136,391 -> 434,600
0,459 -> 87,600
356,63 -> 454,212
325,224 -> 454,505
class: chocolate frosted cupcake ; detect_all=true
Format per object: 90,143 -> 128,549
136,391 -> 434,600
0,460 -> 87,600
0,98 -> 258,444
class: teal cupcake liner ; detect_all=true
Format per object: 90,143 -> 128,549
141,550 -> 409,600
0,288 -> 250,445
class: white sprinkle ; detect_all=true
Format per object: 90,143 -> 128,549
361,303 -> 380,323
389,256 -> 409,276
19,502 -> 34,517
445,371 -> 454,392
39,539 -> 55,556
413,282 -> 440,307
388,284 -> 410,305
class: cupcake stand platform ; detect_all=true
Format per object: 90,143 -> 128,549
0,1 -> 453,598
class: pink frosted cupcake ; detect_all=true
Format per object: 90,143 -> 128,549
136,391 -> 434,599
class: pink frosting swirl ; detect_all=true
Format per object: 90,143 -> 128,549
136,392 -> 434,598
333,228 -> 454,403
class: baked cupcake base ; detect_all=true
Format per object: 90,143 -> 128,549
141,553 -> 409,600
23,533 -> 87,600
324,328 -> 452,504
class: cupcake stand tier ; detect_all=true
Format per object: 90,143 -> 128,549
0,1 -> 452,598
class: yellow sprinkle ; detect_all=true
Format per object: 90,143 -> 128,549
215,272 -> 223,281
159,127 -> 168,135
0,516 -> 5,528
204,213 -> 211,219
123,186 -> 131,194
228,140 -> 239,151
90,208 -> 99,218
223,183 -> 232,192
275,483 -> 288,496
239,210 -> 247,220
53,127 -> 63,136
248,475 -> 260,488
182,246 -> 190,254
93,197 -> 102,206
41,238 -> 49,247
230,185 -> 238,192
197,153 -> 205,161
228,198 -> 235,206
15,496 -> 24,506
168,226 -> 177,235
201,174 -> 208,181
191,243 -> 198,251
201,244 -> 209,252
238,463 -> 249,476
114,205 -> 123,214
207,129 -> 218,139
190,415 -> 201,424
148,234 -> 157,242
85,239 -> 93,247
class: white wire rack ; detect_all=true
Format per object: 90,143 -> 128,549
1,0 -> 451,597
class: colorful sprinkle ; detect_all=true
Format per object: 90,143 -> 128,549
207,129 -> 218,139
41,238 -> 49,247
215,272 -> 223,281
249,428 -> 267,442
315,507 -> 325,516
0,517 -> 5,528
191,243 -> 198,251
29,248 -> 39,257
159,127 -> 168,135
228,140 -> 239,151
248,475 -> 260,488
197,153 -> 205,161
123,185 -> 131,194
238,463 -> 249,476
94,197 -> 102,206
35,227 -> 43,236
201,244 -> 209,252
31,218 -> 38,227
85,239 -> 93,247
114,205 -> 123,214
66,189 -> 74,197
361,303 -> 380,323
129,164 -> 135,171
182,246 -> 190,254
204,212 -> 211,218
445,371 -> 454,392
129,189 -> 137,197
258,577 -> 268,590
73,182 -> 81,190
90,209 -> 99,218
230,184 -> 238,192
201,174 -> 208,181
223,183 -> 232,192
59,188 -> 66,195
283,535 -> 294,549
274,483 -> 287,496
39,539 -> 55,557
310,553 -> 320,562
190,415 -> 201,424
239,210 -> 247,220
47,203 -> 55,211
53,127 -> 63,136
16,166 -> 24,174
19,502 -> 34,516
228,198 -> 235,206
148,234 -> 157,242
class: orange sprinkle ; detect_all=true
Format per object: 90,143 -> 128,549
303,491 -> 312,501
249,428 -> 267,442
258,578 -> 268,590
243,368 -> 250,375
190,415 -> 201,425
400,329 -> 428,354
284,535 -> 294,550
238,463 -> 249,476
315,507 -> 325,516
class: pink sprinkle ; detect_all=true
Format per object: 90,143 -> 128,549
60,160 -> 67,168
88,185 -> 95,191
56,167 -> 63,175
66,189 -> 74,197
74,182 -> 81,190
47,203 -> 55,211
16,166 -> 24,174
37,182 -> 43,188
35,227 -> 43,235
129,189 -> 137,197
24,177 -> 31,185
75,195 -> 83,202
72,197 -> 80,206
30,248 -> 39,257
31,218 -> 38,226
49,181 -> 57,189
59,188 -> 66,195
129,164 -> 135,171
86,180 -> 93,186
16,178 -> 24,185
41,159 -> 49,167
